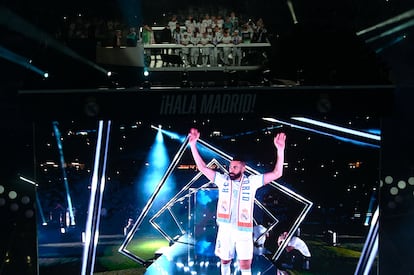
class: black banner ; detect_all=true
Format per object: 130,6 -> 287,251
18,85 -> 394,121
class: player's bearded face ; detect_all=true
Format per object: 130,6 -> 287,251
229,172 -> 242,180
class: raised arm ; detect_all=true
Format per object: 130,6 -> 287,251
188,128 -> 216,182
263,132 -> 286,185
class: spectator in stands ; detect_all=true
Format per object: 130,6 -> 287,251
241,23 -> 254,43
142,25 -> 155,66
112,29 -> 122,47
185,15 -> 198,35
126,27 -> 138,46
200,31 -> 213,66
201,14 -> 212,31
219,28 -> 233,65
172,23 -> 182,44
252,18 -> 269,43
142,25 -> 155,44
223,16 -> 234,34
190,30 -> 201,66
172,23 -> 183,58
229,11 -> 239,32
216,15 -> 224,29
212,25 -> 223,66
180,32 -> 191,66
168,15 -> 179,35
232,29 -> 243,66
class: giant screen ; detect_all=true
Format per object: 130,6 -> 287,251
19,85 -> 391,275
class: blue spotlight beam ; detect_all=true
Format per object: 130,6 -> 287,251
19,175 -> 38,187
81,120 -> 111,275
0,7 -> 108,75
375,35 -> 406,53
291,117 -> 380,141
263,117 -> 380,148
356,8 -> 414,36
19,176 -> 47,224
52,121 -> 75,226
35,191 -> 47,225
365,19 -> 414,43
149,174 -> 206,243
118,134 -> 191,264
139,127 -> 170,201
151,125 -> 184,141
287,0 -> 299,24
0,46 -> 46,76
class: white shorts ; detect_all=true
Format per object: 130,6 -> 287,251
214,223 -> 253,261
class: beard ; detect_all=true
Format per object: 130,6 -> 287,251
229,172 -> 242,180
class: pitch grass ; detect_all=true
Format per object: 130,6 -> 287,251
94,237 -> 168,273
40,236 -> 377,275
38,237 -> 168,275
281,238 -> 378,275
93,238 -> 377,275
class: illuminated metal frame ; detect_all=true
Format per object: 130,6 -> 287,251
81,120 -> 112,275
149,159 -> 227,244
354,205 -> 379,275
118,134 -> 313,264
118,134 -> 190,264
264,116 -> 381,271
149,159 -> 281,246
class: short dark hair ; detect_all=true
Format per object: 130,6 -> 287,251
232,154 -> 246,164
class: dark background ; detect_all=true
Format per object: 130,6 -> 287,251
1,0 -> 414,274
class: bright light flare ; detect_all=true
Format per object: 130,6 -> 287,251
19,176 -> 38,187
287,0 -> 299,24
291,117 -> 381,141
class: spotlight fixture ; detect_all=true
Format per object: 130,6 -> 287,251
143,68 -> 150,77
142,68 -> 151,88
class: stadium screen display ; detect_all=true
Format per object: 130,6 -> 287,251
23,86 -> 388,274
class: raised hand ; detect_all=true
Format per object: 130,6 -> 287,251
274,132 -> 286,151
188,128 -> 200,145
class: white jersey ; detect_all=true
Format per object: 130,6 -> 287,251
190,35 -> 201,45
200,35 -> 211,46
232,34 -> 242,45
168,20 -> 178,33
181,35 -> 191,54
181,35 -> 191,46
185,20 -> 199,35
221,35 -> 232,44
212,32 -> 223,45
